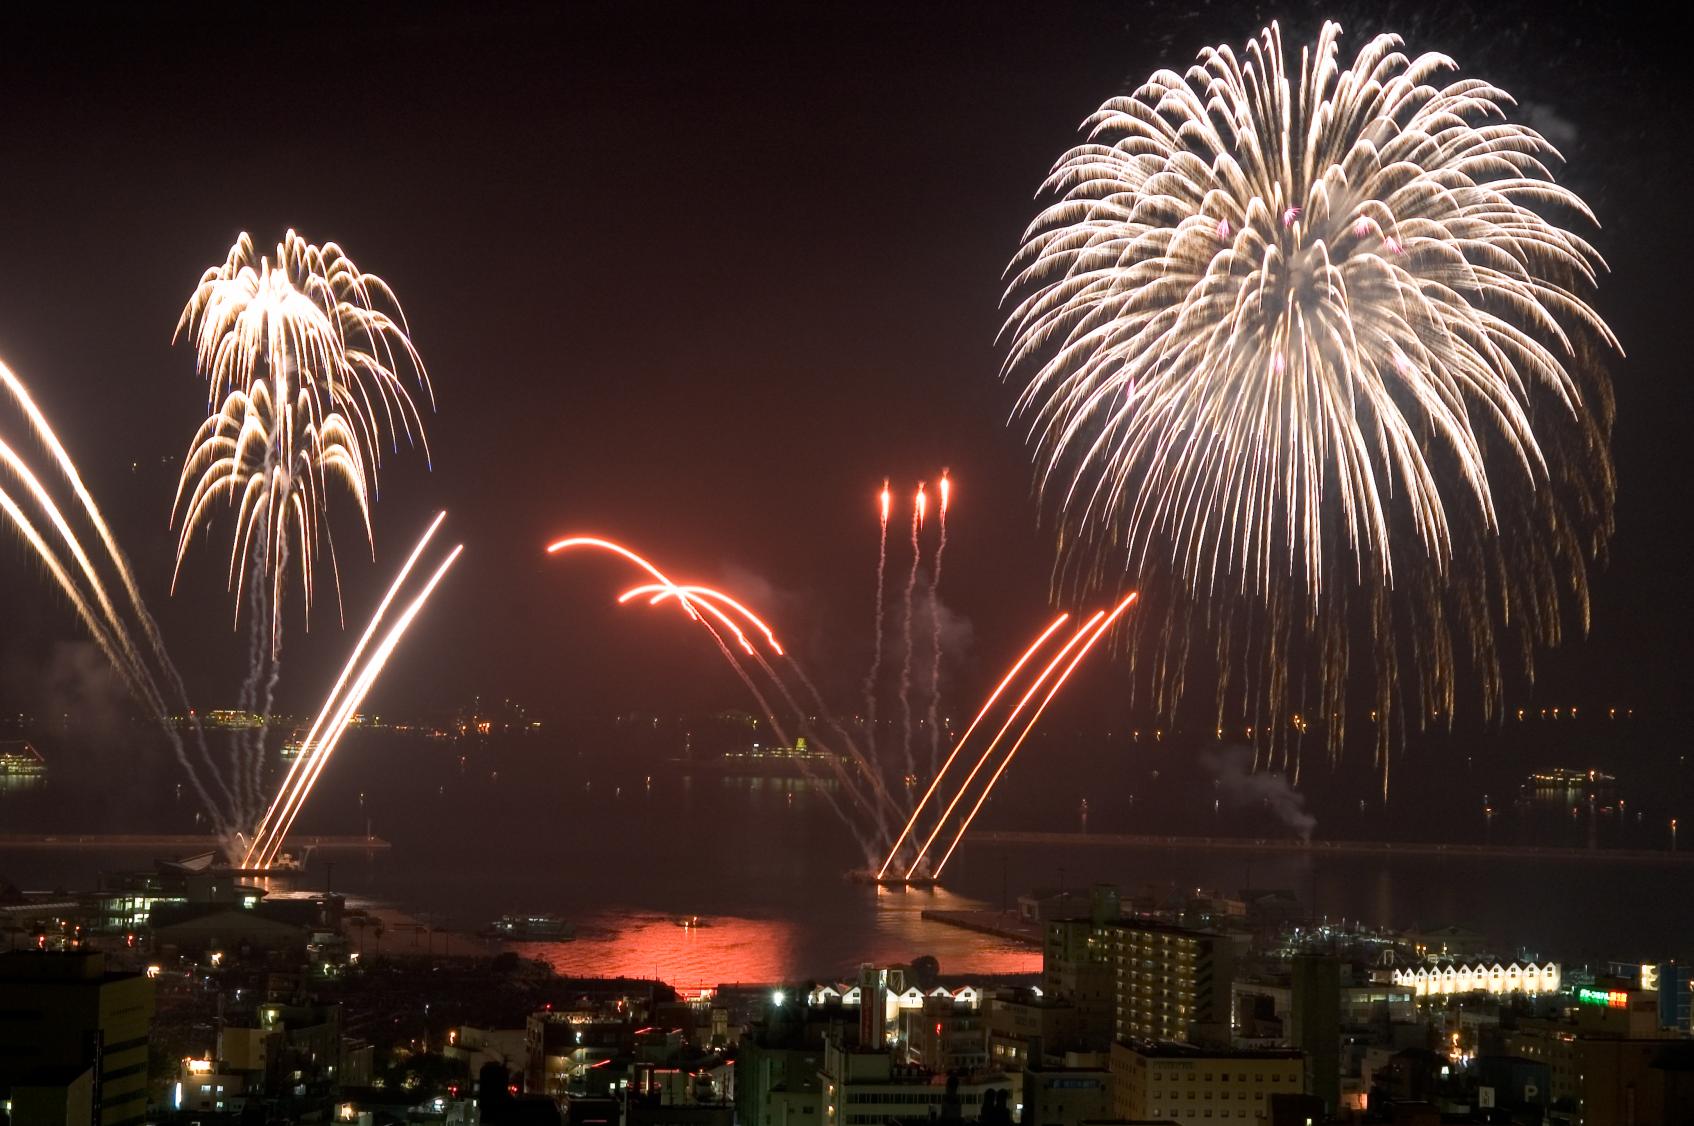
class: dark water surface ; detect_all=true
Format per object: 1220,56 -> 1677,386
2,722 -> 1688,981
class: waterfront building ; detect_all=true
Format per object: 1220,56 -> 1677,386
0,950 -> 155,1126
1390,959 -> 1561,999
1107,1040 -> 1303,1125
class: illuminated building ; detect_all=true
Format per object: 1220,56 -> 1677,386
0,740 -> 45,777
1106,922 -> 1235,1045
1389,960 -> 1561,998
174,1056 -> 246,1115
804,974 -> 984,1049
0,951 -> 155,1126
1108,1041 -> 1303,1125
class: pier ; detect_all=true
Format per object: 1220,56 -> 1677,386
0,833 -> 390,851
961,830 -> 1694,864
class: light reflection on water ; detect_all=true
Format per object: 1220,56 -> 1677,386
512,890 -> 1040,986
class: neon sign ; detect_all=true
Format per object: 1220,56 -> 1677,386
1576,987 -> 1628,1009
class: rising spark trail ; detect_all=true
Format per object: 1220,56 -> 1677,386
247,514 -> 462,869
925,470 -> 951,776
897,482 -> 925,783
877,611 -> 1068,879
930,593 -> 1137,876
862,480 -> 891,761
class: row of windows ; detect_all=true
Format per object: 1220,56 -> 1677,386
1148,1089 -> 1262,1100
1150,1072 -> 1289,1083
844,1092 -> 944,1104
1148,1109 -> 1251,1119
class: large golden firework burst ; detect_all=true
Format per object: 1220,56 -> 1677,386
172,230 -> 432,635
1003,22 -> 1618,790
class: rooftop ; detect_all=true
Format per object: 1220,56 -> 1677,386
1117,1040 -> 1301,1060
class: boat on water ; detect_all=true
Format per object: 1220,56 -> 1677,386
674,914 -> 713,929
487,914 -> 575,941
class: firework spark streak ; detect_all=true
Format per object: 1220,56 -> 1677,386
627,572 -> 901,839
861,481 -> 891,761
904,607 -> 1109,878
173,230 -> 433,641
550,536 -> 901,861
876,611 -> 1069,879
0,355 -> 236,838
1003,22 -> 1616,788
897,483 -> 925,781
924,470 -> 951,776
247,516 -> 462,869
930,594 -> 1136,877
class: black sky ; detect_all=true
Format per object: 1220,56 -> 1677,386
0,1 -> 1689,767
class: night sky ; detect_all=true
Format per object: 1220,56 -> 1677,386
0,2 -> 1688,779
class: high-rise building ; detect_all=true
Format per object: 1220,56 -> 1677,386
1108,1041 -> 1303,1126
1105,921 -> 1235,1046
1288,954 -> 1340,1115
1042,915 -> 1116,1050
0,951 -> 155,1126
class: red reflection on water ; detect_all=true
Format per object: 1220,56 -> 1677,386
518,913 -> 801,987
515,892 -> 1040,987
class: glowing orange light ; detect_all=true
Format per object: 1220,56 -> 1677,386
546,537 -> 700,621
876,613 -> 1070,879
939,471 -> 950,519
915,482 -> 927,529
880,480 -> 891,526
619,582 -> 784,656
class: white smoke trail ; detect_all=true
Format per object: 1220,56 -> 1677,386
897,505 -> 920,786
